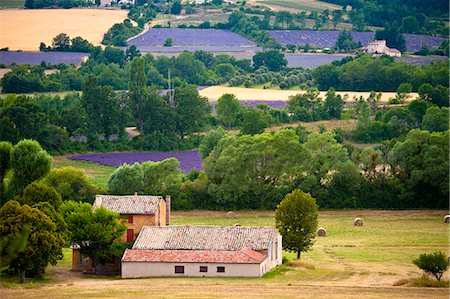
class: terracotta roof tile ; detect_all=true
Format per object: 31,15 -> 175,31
122,248 -> 267,264
133,226 -> 279,251
94,195 -> 162,215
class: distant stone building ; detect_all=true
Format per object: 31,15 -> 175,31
122,226 -> 282,278
360,40 -> 401,57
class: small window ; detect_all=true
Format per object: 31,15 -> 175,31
217,266 -> 225,273
128,215 -> 133,224
174,266 -> 184,274
199,266 -> 208,273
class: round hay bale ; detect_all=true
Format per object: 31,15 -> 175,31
226,211 -> 236,218
317,227 -> 326,237
353,218 -> 363,226
444,215 -> 450,223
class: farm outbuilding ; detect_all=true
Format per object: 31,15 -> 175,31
93,194 -> 171,242
121,226 -> 282,278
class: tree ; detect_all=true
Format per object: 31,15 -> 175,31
108,163 -> 144,195
253,50 -> 287,72
413,251 -> 449,282
8,140 -> 52,199
421,106 -> 449,132
335,30 -> 358,51
52,33 -> 71,51
0,141 -> 12,203
388,129 -> 449,208
275,189 -> 319,259
173,86 -> 211,139
170,1 -> 182,14
142,158 -> 183,195
324,87 -> 344,119
81,75 -> 122,139
20,182 -> 62,208
240,107 -> 268,135
163,38 -> 173,47
59,201 -> 126,271
0,201 -> 65,283
216,93 -> 243,129
401,16 -> 420,34
204,130 -> 309,209
198,128 -> 228,159
129,57 -> 148,132
44,167 -> 97,203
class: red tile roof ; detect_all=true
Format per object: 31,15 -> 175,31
122,248 -> 267,264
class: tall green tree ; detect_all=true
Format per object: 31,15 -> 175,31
324,87 -> 344,119
240,106 -> 269,135
253,50 -> 287,72
8,140 -> 52,199
204,129 -> 309,209
275,189 -> 318,259
129,57 -> 148,132
44,167 -> 97,203
59,201 -> 126,271
173,86 -> 211,139
388,129 -> 449,208
0,141 -> 12,203
216,93 -> 243,129
0,201 -> 64,283
108,163 -> 144,195
142,158 -> 182,195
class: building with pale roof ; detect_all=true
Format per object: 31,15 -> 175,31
122,225 -> 282,278
93,194 -> 171,242
360,40 -> 401,57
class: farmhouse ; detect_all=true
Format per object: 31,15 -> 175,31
360,40 -> 401,57
122,225 -> 282,278
93,194 -> 171,242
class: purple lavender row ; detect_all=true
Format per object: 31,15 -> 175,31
267,30 -> 446,52
69,150 -> 202,173
0,51 -> 88,66
128,28 -> 258,48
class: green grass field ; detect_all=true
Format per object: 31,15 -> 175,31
0,0 -> 24,8
52,156 -> 115,191
1,210 -> 448,298
256,0 -> 341,12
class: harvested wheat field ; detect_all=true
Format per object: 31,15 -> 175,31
0,9 -> 128,51
1,210 -> 448,299
199,86 -> 418,104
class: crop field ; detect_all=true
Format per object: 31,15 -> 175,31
199,86 -> 419,103
254,0 -> 341,12
0,51 -> 88,66
0,0 -> 24,7
0,9 -> 128,51
267,30 -> 447,52
151,12 -> 230,28
1,210 -> 448,298
69,150 -> 203,173
128,28 -> 261,53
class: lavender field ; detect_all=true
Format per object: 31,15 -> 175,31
267,30 -> 446,52
0,51 -> 88,66
69,150 -> 202,172
128,28 -> 261,53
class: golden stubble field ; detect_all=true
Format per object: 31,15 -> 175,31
1,210 -> 449,299
199,86 -> 419,104
0,9 -> 128,51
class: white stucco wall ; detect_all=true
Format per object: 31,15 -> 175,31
122,261 -> 264,278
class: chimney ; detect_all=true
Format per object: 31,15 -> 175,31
165,195 -> 171,226
134,192 -> 138,196
93,195 -> 102,210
